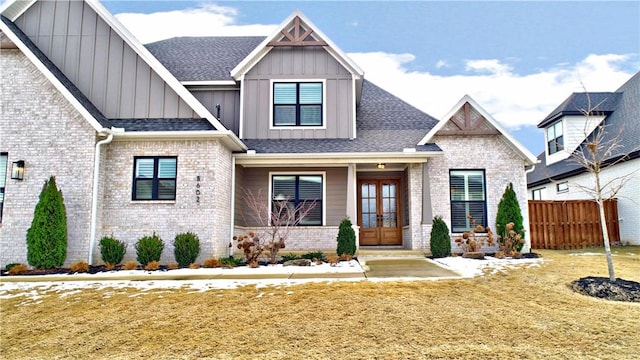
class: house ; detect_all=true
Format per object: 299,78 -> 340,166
526,72 -> 640,245
0,0 -> 537,267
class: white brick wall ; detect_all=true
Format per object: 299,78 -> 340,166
233,226 -> 340,254
98,139 -> 234,264
427,135 -> 532,252
0,50 -> 97,267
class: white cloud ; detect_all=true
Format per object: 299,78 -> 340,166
113,4 -> 636,131
349,52 -> 635,129
115,4 -> 277,44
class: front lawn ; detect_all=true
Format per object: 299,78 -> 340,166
1,247 -> 638,359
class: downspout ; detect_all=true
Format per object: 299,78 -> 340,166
88,129 -> 114,265
229,155 -> 237,257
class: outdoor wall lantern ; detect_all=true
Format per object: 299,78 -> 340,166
377,163 -> 386,169
11,160 -> 25,180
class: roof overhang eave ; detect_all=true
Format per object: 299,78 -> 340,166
234,151 -> 443,166
112,130 -> 247,151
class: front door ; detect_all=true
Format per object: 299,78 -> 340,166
358,179 -> 402,246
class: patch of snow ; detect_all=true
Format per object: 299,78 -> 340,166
0,257 -> 544,302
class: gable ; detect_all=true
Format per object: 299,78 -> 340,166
268,16 -> 327,47
436,102 -> 500,136
420,95 -> 537,165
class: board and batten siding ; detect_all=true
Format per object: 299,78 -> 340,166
237,167 -> 348,227
242,47 -> 354,139
14,0 -> 197,119
192,89 -> 241,134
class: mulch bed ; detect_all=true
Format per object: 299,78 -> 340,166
570,276 -> 640,302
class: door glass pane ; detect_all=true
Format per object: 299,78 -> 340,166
368,214 -> 376,229
361,184 -> 368,197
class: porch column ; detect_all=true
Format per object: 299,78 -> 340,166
409,163 -> 425,251
346,163 -> 359,245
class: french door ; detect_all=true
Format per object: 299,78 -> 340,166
358,179 -> 402,246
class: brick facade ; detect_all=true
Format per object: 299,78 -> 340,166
0,50 -> 97,267
99,139 -> 233,264
426,135 -> 531,253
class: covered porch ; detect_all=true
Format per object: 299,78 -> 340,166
232,153 -> 438,254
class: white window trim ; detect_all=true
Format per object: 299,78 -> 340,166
269,79 -> 327,130
268,171 -> 327,226
531,187 -> 544,200
556,181 -> 569,193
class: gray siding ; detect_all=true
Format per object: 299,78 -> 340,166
242,47 -> 354,139
15,0 -> 197,119
192,89 -> 240,134
237,167 -> 347,226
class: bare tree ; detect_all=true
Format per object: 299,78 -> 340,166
569,89 -> 638,281
236,187 -> 317,264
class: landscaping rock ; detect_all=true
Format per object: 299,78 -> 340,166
283,259 -> 312,267
462,252 -> 485,260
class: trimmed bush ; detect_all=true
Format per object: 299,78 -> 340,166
496,182 -> 525,251
135,233 -> 164,266
336,217 -> 356,256
99,236 -> 127,265
430,216 -> 451,258
26,176 -> 68,269
173,232 -> 201,267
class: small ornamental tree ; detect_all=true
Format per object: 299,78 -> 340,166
430,216 -> 451,258
336,217 -> 356,256
26,176 -> 68,269
495,182 -> 525,251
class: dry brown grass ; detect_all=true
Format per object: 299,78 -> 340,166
1,247 -> 639,359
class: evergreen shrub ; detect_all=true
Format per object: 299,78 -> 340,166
336,217 -> 356,256
173,232 -> 201,267
99,236 -> 127,265
496,182 -> 525,251
135,233 -> 164,266
26,176 -> 68,269
430,216 -> 451,258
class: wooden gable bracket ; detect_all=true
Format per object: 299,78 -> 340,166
268,16 -> 328,46
438,102 -> 500,136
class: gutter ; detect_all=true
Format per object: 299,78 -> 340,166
229,156 -> 236,257
88,129 -> 115,265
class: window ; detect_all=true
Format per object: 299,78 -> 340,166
547,121 -> 564,155
532,188 -> 544,200
271,174 -> 323,225
273,82 -> 323,126
132,157 -> 177,200
450,170 -> 486,233
0,153 -> 6,222
556,182 -> 568,193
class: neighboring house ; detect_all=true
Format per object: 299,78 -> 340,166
527,72 -> 640,245
0,0 -> 536,267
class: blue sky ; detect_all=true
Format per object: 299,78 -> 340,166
102,0 -> 639,155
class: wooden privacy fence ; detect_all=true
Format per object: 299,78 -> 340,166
528,199 -> 620,250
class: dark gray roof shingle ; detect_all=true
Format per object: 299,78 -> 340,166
527,72 -> 640,186
145,37 -> 265,82
109,119 -> 214,132
538,92 -> 622,128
